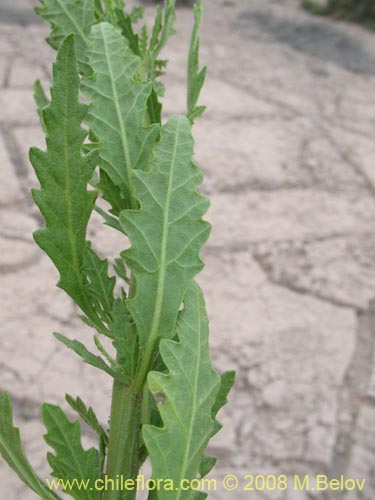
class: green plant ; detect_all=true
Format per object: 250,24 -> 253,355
302,0 -> 375,29
0,1 -> 235,499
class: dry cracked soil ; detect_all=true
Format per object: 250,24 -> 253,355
0,0 -> 374,499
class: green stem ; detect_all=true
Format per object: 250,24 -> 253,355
104,277 -> 140,500
133,341 -> 157,394
104,381 -> 142,500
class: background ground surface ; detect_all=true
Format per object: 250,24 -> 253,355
0,0 -> 374,499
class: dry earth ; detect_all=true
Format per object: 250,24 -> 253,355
0,0 -> 374,499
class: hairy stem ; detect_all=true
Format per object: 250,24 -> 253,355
104,381 -> 142,500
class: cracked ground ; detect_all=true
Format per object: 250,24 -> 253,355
0,0 -> 374,499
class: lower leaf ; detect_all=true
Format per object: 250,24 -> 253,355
143,282 -> 220,499
0,393 -> 60,500
42,404 -> 100,500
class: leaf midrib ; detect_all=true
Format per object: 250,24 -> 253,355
133,118 -> 181,391
101,24 -> 136,210
147,119 -> 180,345
46,409 -> 93,500
56,0 -> 89,47
87,251 -> 113,313
174,287 -> 202,500
0,438 -> 58,500
60,47 -> 92,319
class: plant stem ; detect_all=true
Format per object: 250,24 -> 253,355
104,380 -> 142,500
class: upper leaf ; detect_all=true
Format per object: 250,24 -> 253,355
82,22 -> 159,210
187,0 -> 206,123
42,404 -> 100,500
152,0 -> 176,59
0,393 -> 61,500
120,115 -> 210,355
143,283 -> 220,500
36,0 -> 96,74
29,35 -> 110,335
115,8 -> 141,56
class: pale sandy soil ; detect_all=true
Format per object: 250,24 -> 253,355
0,1 -> 374,499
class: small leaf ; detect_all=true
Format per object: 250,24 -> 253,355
149,5 -> 163,51
187,0 -> 206,123
54,332 -> 117,378
0,393 -> 60,500
65,395 -> 108,445
33,79 -> 49,132
42,404 -> 100,500
143,282 -> 220,499
65,394 -> 107,473
188,105 -> 206,123
153,0 -> 176,58
130,6 -> 145,23
139,24 -> 149,57
116,9 -> 140,56
155,59 -> 168,70
94,336 -> 119,368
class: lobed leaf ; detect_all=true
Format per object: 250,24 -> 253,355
120,115 -> 210,356
82,22 -> 159,210
111,299 -> 139,379
113,257 -> 129,282
36,0 -> 96,74
152,0 -> 176,59
54,332 -> 117,378
42,404 -> 100,500
197,370 -> 236,483
65,394 -> 108,471
149,5 -> 163,52
33,79 -> 49,132
65,395 -> 108,445
129,6 -> 145,24
95,206 -> 124,234
211,370 -> 235,436
187,0 -> 206,123
29,35 -> 109,335
96,169 -> 126,216
83,245 -> 116,325
0,393 -> 60,500
143,282 -> 220,500
147,88 -> 162,124
115,8 -> 141,56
